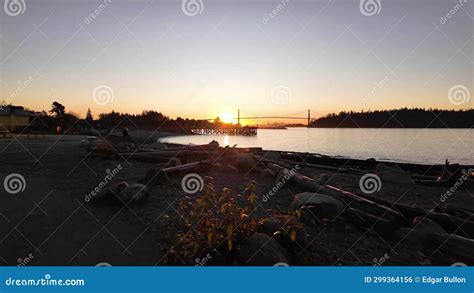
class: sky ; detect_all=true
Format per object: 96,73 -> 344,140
0,0 -> 473,123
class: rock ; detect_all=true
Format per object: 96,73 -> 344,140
259,218 -> 285,235
167,157 -> 181,167
344,208 -> 397,238
263,151 -> 281,161
375,164 -> 414,184
261,169 -> 275,178
115,142 -> 135,152
118,183 -> 148,202
291,192 -> 345,220
143,168 -> 168,186
92,182 -> 129,201
239,233 -> 290,266
234,154 -> 257,172
208,140 -> 219,149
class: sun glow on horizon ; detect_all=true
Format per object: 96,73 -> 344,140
221,112 -> 236,124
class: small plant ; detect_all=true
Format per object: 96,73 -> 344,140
163,177 -> 306,265
164,178 -> 259,264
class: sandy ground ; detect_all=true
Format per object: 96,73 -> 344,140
0,132 -> 473,266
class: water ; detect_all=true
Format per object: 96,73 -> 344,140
160,128 -> 474,165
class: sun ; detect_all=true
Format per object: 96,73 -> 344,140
221,112 -> 235,124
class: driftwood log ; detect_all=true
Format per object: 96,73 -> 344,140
428,233 -> 474,262
267,162 -> 407,225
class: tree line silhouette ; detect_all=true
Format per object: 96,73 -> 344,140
28,102 -> 234,134
309,108 -> 474,128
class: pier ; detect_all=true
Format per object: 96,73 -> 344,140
191,127 -> 257,136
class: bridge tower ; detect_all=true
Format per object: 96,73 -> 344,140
307,109 -> 311,127
237,109 -> 240,126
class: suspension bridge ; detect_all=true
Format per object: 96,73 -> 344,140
202,109 -> 315,126
193,109 -> 315,136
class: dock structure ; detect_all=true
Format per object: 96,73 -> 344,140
191,127 -> 257,136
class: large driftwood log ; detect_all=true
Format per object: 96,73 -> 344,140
344,208 -> 397,237
429,233 -> 474,262
267,163 -> 407,225
426,212 -> 474,239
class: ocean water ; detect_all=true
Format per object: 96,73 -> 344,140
160,128 -> 474,165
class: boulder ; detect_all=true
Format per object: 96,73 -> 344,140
344,208 -> 397,238
375,164 -> 414,184
239,233 -> 290,266
118,183 -> 148,202
291,192 -> 345,220
95,182 -> 128,199
234,154 -> 257,172
143,168 -> 168,186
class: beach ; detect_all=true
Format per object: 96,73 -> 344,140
1,131 -> 473,266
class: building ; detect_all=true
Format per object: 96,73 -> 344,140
0,105 -> 31,132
